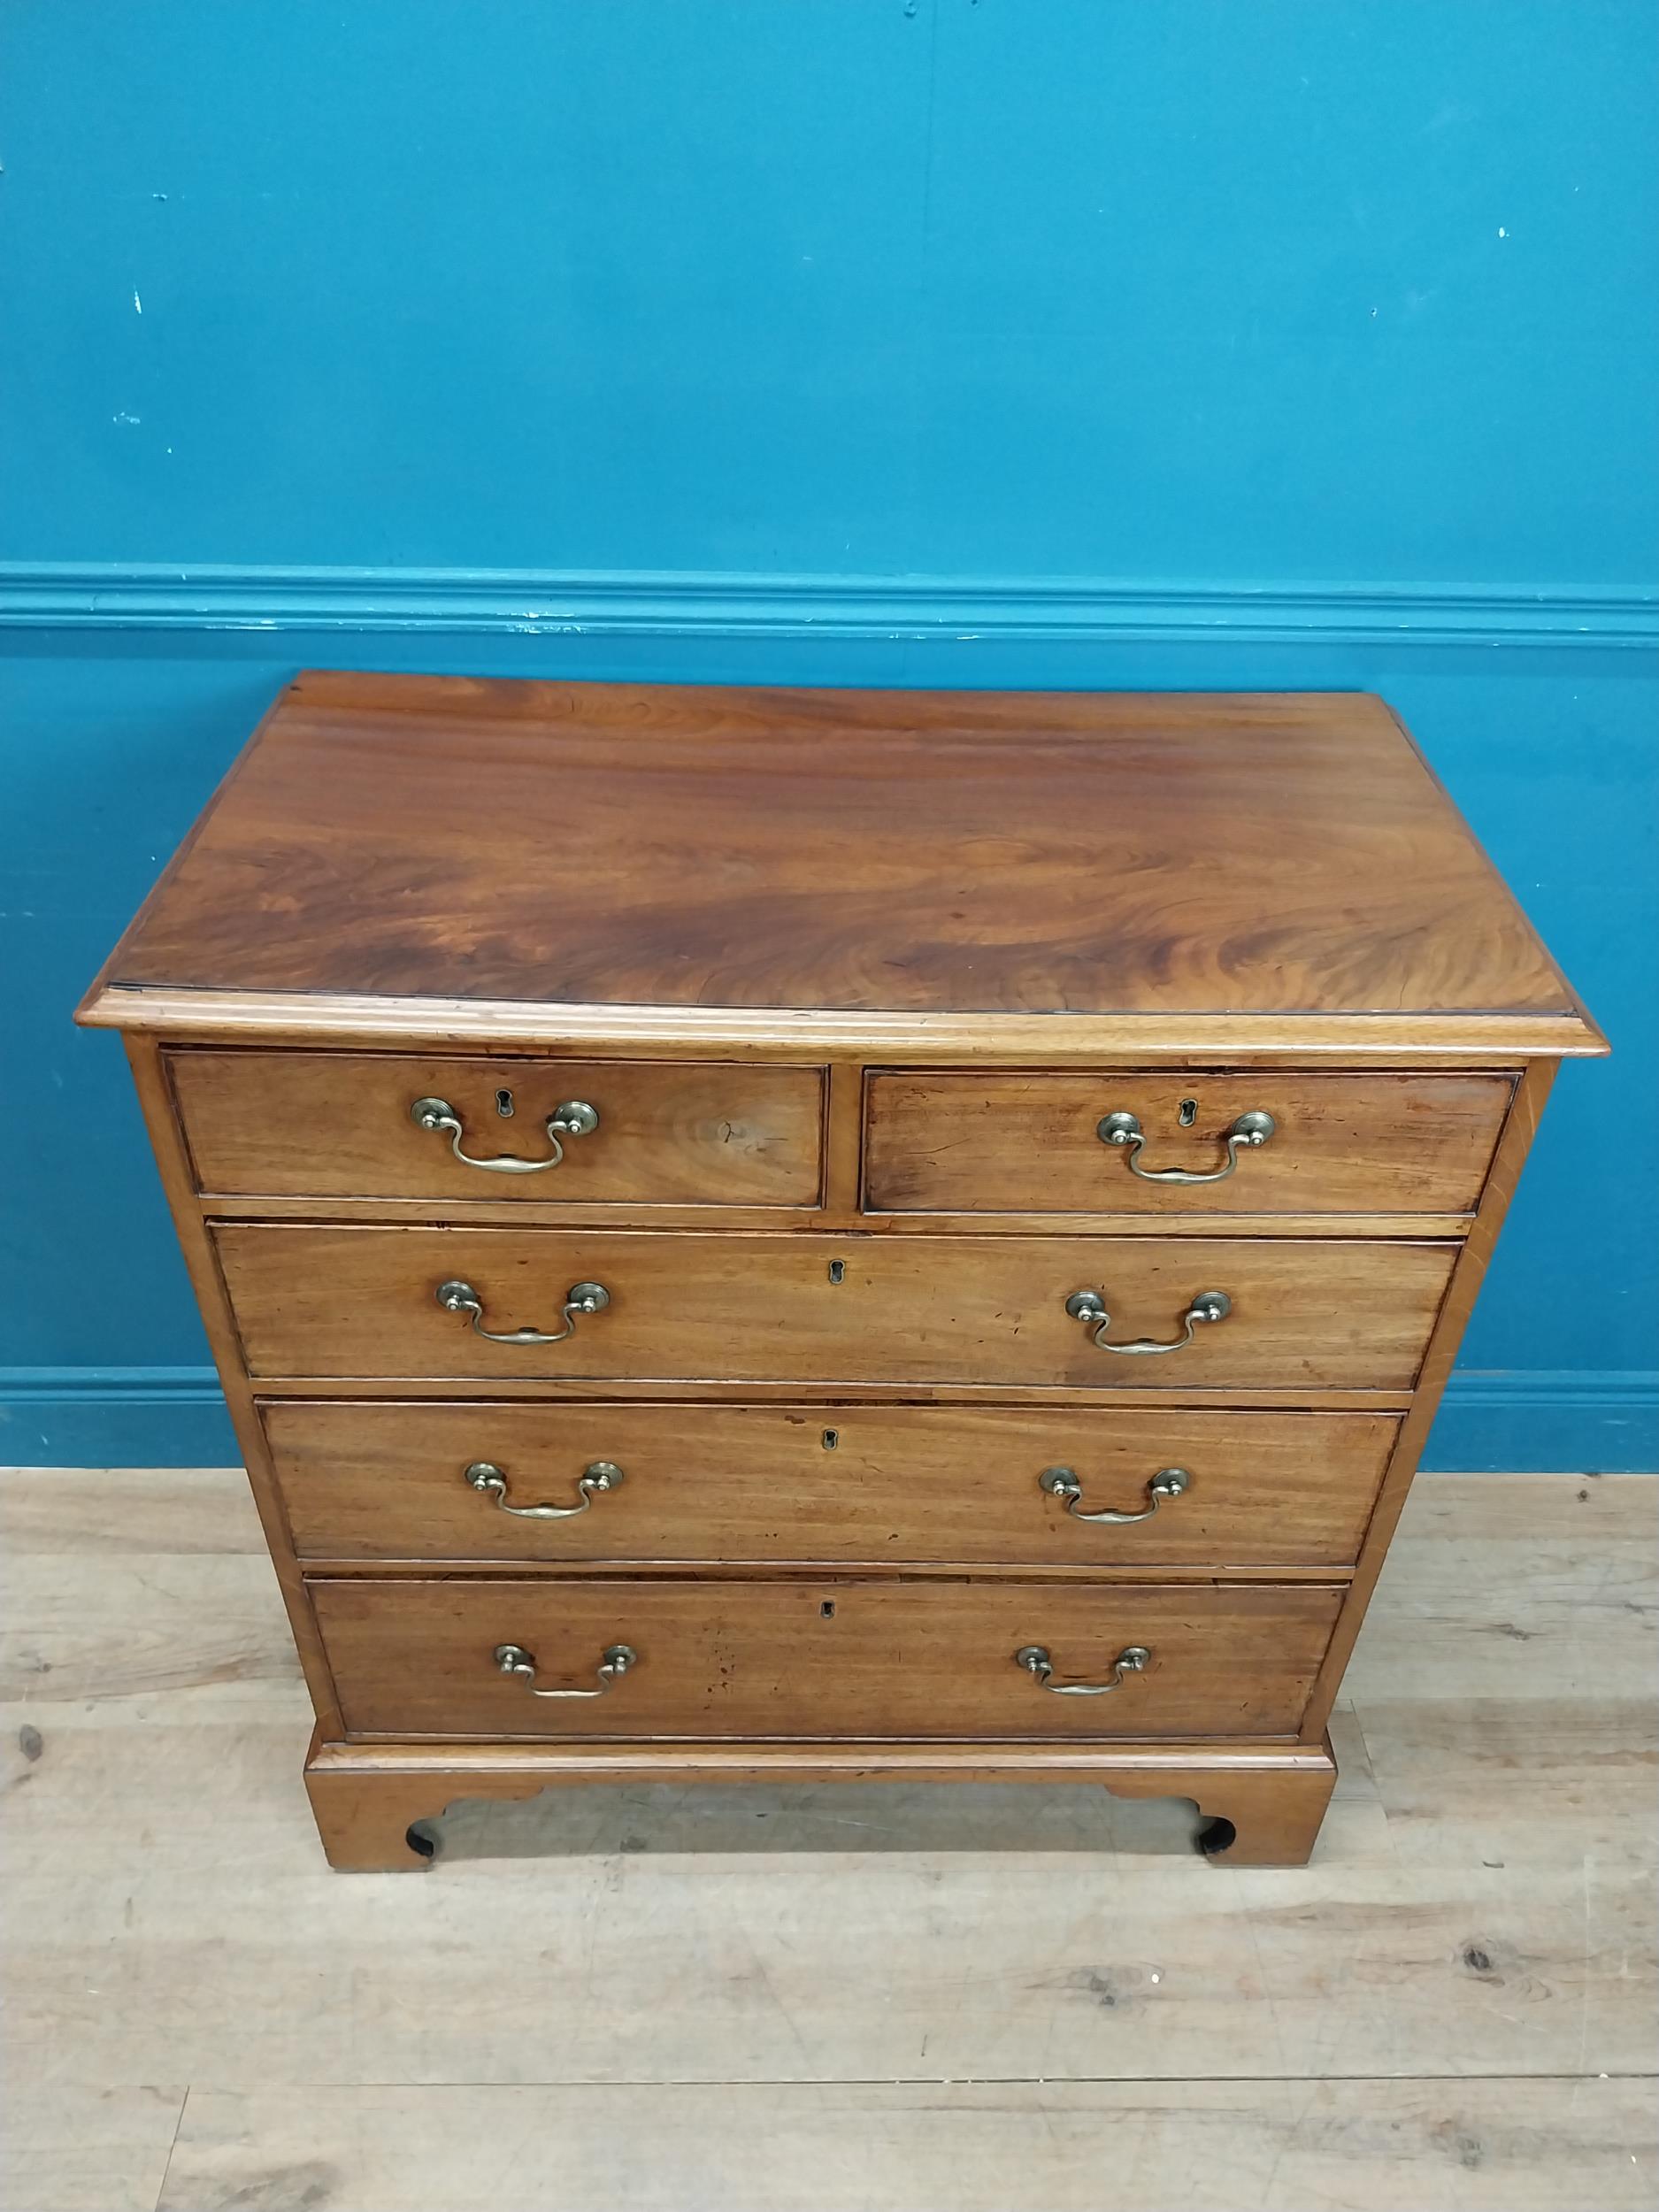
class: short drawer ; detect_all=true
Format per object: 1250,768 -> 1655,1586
168,1049 -> 825,1206
266,1401 -> 1399,1569
217,1225 -> 1456,1388
311,1576 -> 1343,1740
864,1070 -> 1514,1215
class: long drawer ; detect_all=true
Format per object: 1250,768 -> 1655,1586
266,1401 -> 1399,1568
217,1225 -> 1456,1388
311,1576 -> 1344,1740
169,1049 -> 826,1206
864,1069 -> 1513,1216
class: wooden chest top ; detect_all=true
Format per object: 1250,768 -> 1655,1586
79,674 -> 1601,1058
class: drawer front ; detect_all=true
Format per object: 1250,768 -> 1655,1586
267,1401 -> 1398,1568
864,1071 -> 1513,1216
168,1049 -> 825,1206
218,1225 -> 1455,1387
311,1577 -> 1342,1740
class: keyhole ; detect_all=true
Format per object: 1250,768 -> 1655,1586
495,1088 -> 515,1118
827,1259 -> 845,1285
820,1601 -> 836,1618
1179,1098 -> 1198,1126
821,1428 -> 839,1450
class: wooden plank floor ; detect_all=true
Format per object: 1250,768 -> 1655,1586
2,1468 -> 1653,2212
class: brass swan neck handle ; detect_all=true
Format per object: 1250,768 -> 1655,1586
1015,1644 -> 1151,1695
1097,1108 -> 1274,1185
465,1459 -> 624,1518
493,1642 -> 636,1698
1064,1287 -> 1231,1356
411,1094 -> 599,1173
435,1279 -> 611,1346
1039,1464 -> 1190,1523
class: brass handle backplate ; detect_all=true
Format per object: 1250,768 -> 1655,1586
436,1279 -> 611,1345
493,1641 -> 637,1698
1065,1287 -> 1231,1356
1097,1108 -> 1275,1185
1040,1464 -> 1190,1524
411,1094 -> 599,1173
465,1459 -> 624,1519
1015,1643 -> 1151,1695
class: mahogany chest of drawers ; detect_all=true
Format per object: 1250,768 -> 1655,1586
79,677 -> 1602,1869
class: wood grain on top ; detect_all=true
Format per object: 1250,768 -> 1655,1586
81,675 -> 1599,1048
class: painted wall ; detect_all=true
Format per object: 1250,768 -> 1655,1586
2,1 -> 1655,1468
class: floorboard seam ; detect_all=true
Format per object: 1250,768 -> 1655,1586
172,2071 -> 1659,2091
150,2082 -> 191,2212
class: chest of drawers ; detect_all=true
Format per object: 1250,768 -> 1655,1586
79,677 -> 1602,1869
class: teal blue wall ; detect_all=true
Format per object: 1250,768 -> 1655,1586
2,2 -> 1655,1468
